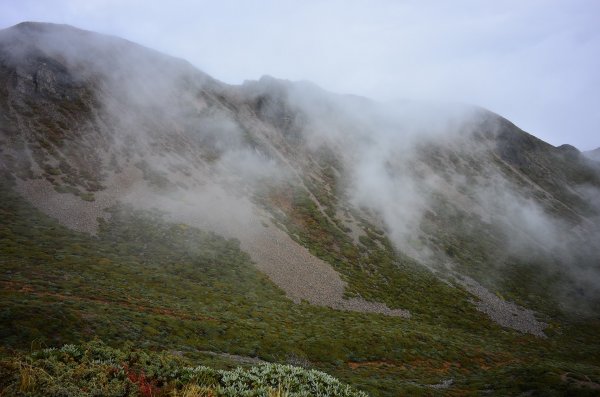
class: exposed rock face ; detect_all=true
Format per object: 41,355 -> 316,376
1,22 -> 599,334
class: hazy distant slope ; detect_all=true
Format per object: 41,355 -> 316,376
584,147 -> 600,161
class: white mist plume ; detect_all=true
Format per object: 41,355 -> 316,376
279,81 -> 600,304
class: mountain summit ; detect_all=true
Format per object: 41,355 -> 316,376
1,22 -> 600,395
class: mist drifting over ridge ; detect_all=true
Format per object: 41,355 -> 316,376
4,0 -> 600,151
3,18 -> 600,396
1,21 -> 600,324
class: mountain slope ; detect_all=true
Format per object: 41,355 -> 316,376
584,147 -> 600,161
1,22 -> 600,395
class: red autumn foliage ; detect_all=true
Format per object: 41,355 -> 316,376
123,364 -> 160,397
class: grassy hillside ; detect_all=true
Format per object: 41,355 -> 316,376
2,173 -> 600,395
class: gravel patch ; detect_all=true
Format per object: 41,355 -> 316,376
15,178 -> 110,234
14,166 -> 145,235
447,266 -> 547,337
239,220 -> 410,318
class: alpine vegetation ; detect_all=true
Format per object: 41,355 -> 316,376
0,21 -> 599,396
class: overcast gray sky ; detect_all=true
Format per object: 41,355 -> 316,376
2,0 -> 599,150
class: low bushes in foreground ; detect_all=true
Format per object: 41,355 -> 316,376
0,341 -> 368,397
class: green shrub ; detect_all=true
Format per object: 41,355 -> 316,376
0,342 -> 369,397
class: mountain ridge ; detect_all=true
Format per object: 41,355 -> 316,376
1,22 -> 600,396
2,20 -> 600,318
